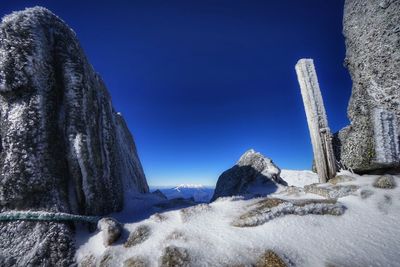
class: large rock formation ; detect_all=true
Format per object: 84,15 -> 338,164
211,149 -> 286,202
334,0 -> 400,173
0,7 -> 148,265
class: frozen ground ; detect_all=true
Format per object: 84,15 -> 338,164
75,171 -> 400,266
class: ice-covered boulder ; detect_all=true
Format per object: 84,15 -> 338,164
334,0 -> 400,173
0,6 -> 148,265
97,217 -> 123,246
211,149 -> 286,202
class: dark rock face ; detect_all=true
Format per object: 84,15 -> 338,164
211,149 -> 286,202
0,6 -> 148,265
335,0 -> 400,173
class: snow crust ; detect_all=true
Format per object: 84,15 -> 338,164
75,171 -> 400,266
280,169 -> 319,187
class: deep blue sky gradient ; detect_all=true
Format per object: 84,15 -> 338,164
0,0 -> 352,186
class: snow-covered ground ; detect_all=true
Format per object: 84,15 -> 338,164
280,169 -> 319,187
75,171 -> 400,266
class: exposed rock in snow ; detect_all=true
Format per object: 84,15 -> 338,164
334,0 -> 400,173
97,217 -> 123,247
232,198 -> 345,227
166,231 -> 187,241
124,225 -> 151,248
304,184 -> 359,199
160,246 -> 191,267
373,175 -> 396,189
256,250 -> 289,267
0,6 -> 148,264
328,174 -> 355,185
211,149 -> 286,202
150,213 -> 168,223
123,256 -> 148,267
78,254 -> 96,267
99,250 -> 114,267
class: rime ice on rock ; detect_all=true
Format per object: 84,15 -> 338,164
372,108 -> 400,165
0,6 -> 148,265
211,149 -> 286,201
335,0 -> 400,172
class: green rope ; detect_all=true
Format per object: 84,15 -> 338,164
0,211 -> 100,223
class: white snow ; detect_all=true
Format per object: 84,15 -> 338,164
280,169 -> 319,187
75,170 -> 400,266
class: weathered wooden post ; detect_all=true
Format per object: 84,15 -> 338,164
295,58 -> 337,183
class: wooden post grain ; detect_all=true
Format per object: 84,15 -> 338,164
295,59 -> 337,183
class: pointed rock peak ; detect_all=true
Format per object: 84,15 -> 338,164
211,149 -> 286,202
237,149 -> 274,168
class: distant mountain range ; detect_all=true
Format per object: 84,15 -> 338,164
150,184 -> 215,203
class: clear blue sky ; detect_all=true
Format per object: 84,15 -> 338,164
1,0 -> 352,186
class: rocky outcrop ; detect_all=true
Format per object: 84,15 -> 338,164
334,0 -> 400,173
0,6 -> 148,265
211,149 -> 286,202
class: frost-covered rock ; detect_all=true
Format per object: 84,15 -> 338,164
160,246 -> 191,267
123,257 -> 148,267
0,6 -> 148,264
334,0 -> 400,173
232,198 -> 345,227
97,217 -> 123,246
373,175 -> 396,189
256,250 -> 288,267
78,254 -> 96,267
150,212 -> 168,222
124,225 -> 151,248
304,184 -> 359,199
328,175 -> 355,185
211,149 -> 286,202
0,221 -> 75,266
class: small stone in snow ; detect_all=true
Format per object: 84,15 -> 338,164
97,217 -> 123,246
78,254 -> 96,267
256,250 -> 288,267
124,225 -> 151,248
160,246 -> 190,267
373,175 -> 396,189
123,257 -> 148,267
